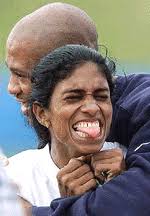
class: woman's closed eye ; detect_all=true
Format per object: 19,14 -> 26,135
94,94 -> 109,101
64,95 -> 83,102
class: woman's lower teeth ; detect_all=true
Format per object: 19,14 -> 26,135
76,131 -> 89,138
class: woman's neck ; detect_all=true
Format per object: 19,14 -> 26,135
50,141 -> 75,168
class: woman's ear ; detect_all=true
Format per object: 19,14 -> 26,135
32,102 -> 51,128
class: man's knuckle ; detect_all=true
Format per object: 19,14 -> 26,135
68,182 -> 75,191
90,178 -> 96,185
74,188 -> 80,195
82,164 -> 90,171
89,171 -> 94,178
116,148 -> 123,156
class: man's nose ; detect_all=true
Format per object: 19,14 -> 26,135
8,75 -> 21,96
81,100 -> 99,116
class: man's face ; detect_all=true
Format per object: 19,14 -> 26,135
6,41 -> 39,115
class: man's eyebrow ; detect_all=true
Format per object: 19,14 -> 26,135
5,66 -> 28,76
5,61 -> 26,74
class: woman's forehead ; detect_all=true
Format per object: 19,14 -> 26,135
53,62 -> 109,93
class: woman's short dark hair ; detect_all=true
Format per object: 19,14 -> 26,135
29,44 -> 115,149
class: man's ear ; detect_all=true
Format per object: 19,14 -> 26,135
32,102 -> 51,128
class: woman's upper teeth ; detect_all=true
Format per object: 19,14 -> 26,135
74,120 -> 99,128
73,120 -> 101,138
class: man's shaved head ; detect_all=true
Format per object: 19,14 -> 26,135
7,2 -> 98,61
6,2 -> 98,116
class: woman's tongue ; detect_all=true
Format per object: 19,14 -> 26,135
77,127 -> 100,138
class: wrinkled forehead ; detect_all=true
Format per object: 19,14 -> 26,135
6,7 -> 97,75
53,62 -> 109,94
6,30 -> 94,76
6,39 -> 41,74
6,4 -> 97,60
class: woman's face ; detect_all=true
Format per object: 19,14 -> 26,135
45,62 -> 112,156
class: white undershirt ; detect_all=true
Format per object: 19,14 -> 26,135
5,145 -> 60,206
5,142 -> 126,206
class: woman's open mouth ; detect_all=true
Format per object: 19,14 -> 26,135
72,120 -> 101,139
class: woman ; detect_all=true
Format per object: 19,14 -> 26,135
5,44 -> 126,206
29,44 -> 126,197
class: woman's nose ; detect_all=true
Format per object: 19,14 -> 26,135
80,101 -> 99,116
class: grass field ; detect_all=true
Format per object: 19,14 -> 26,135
0,0 -> 150,64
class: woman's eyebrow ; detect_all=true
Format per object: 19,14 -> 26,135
63,87 -> 109,95
63,89 -> 84,95
94,87 -> 109,93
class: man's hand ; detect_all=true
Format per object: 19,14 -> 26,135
91,148 -> 126,183
57,157 -> 97,197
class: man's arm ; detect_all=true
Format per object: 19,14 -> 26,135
31,136 -> 150,216
48,142 -> 150,216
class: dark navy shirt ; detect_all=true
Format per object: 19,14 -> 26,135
32,74 -> 150,216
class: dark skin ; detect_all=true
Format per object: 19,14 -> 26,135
91,148 -> 126,182
57,157 -> 96,197
57,148 -> 126,197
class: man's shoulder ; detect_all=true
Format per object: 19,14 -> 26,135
113,73 -> 150,110
115,73 -> 150,92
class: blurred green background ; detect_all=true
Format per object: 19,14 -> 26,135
1,0 -> 150,156
1,0 -> 150,65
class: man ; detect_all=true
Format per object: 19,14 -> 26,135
6,2 -> 97,117
6,2 -> 150,215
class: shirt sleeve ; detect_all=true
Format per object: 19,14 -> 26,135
32,206 -> 52,216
